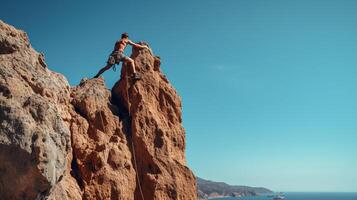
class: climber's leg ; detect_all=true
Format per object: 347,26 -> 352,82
126,57 -> 136,73
94,64 -> 112,78
125,57 -> 141,80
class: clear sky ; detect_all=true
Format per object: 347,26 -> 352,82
2,0 -> 356,192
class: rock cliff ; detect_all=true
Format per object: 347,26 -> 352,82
0,20 -> 196,200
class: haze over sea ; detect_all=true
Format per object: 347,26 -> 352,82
212,193 -> 357,200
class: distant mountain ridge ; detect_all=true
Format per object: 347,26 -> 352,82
197,177 -> 273,199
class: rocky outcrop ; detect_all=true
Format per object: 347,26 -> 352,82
68,77 -> 136,200
0,20 -> 196,200
112,43 -> 196,200
0,20 -> 73,200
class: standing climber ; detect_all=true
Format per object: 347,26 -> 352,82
94,32 -> 149,80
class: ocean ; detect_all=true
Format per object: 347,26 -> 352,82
211,193 -> 357,200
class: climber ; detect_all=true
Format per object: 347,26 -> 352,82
93,32 -> 149,80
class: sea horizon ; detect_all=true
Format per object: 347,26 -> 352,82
211,192 -> 357,200
2,1 -> 357,199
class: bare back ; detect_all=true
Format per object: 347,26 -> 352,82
114,38 -> 129,53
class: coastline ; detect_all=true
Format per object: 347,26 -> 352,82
210,192 -> 357,200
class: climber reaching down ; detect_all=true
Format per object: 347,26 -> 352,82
93,32 -> 149,80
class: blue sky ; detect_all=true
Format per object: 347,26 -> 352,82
2,0 -> 356,192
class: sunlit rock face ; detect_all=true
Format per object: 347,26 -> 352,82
0,20 -> 197,200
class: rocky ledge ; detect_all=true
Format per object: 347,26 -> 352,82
0,20 -> 196,200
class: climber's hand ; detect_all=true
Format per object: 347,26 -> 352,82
148,48 -> 153,55
142,45 -> 153,55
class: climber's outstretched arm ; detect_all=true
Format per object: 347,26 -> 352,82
128,40 -> 153,55
127,40 -> 149,49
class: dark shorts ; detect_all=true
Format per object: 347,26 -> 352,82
107,51 -> 129,66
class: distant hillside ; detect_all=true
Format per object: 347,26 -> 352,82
197,177 -> 273,199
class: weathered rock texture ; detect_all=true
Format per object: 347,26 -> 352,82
0,20 -> 73,200
112,43 -> 196,200
69,78 -> 136,200
0,20 -> 196,200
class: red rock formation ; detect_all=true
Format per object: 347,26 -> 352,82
69,78 -> 136,200
0,20 -> 75,200
112,44 -> 197,200
0,20 -> 197,200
